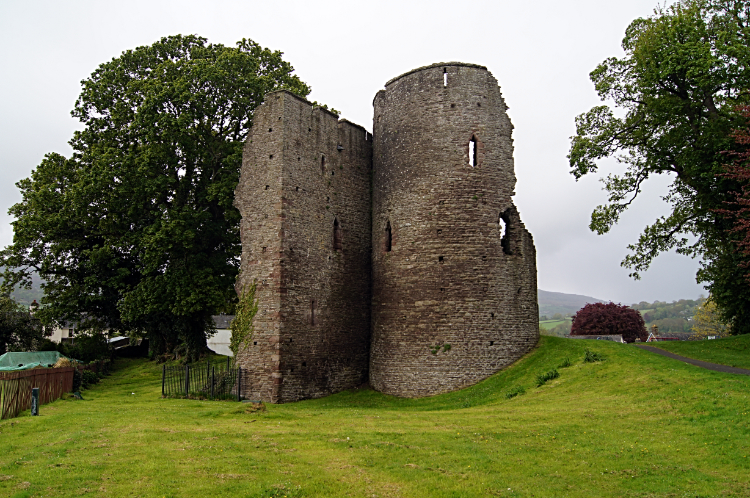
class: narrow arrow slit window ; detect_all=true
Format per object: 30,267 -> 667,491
469,136 -> 477,167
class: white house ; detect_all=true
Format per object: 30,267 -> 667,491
208,315 -> 234,356
48,322 -> 78,344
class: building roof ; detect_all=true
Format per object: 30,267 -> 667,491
212,315 -> 235,329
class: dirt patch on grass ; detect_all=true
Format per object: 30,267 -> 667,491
215,473 -> 249,480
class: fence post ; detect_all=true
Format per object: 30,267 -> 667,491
211,367 -> 215,399
185,364 -> 189,397
226,355 -> 230,372
31,387 -> 39,416
237,367 -> 241,402
161,364 -> 166,397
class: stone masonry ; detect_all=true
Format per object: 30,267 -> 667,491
235,63 -> 538,402
234,91 -> 372,403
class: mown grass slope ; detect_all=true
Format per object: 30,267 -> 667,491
1,336 -> 748,497
644,334 -> 750,369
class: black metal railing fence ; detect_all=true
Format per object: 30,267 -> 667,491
162,357 -> 241,401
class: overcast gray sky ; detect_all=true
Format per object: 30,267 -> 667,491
0,0 -> 705,304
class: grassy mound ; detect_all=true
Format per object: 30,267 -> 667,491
0,336 -> 748,497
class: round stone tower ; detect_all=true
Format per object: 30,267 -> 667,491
370,62 -> 539,397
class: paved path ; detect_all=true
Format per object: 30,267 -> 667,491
636,345 -> 750,376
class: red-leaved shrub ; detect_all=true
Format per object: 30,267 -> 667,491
570,302 -> 647,343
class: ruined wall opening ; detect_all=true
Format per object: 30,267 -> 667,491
321,155 -> 326,175
443,68 -> 448,87
385,221 -> 392,252
333,218 -> 342,251
499,210 -> 512,255
310,300 -> 316,325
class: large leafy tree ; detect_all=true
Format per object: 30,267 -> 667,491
706,105 -> 750,330
569,0 -> 750,332
720,106 -> 750,271
1,35 -> 310,359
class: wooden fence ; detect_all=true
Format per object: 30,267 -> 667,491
0,367 -> 75,420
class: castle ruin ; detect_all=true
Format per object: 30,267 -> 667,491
234,63 -> 538,403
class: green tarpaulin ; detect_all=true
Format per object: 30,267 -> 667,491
0,351 -> 64,371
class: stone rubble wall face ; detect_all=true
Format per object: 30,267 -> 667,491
370,64 -> 539,397
235,91 -> 372,403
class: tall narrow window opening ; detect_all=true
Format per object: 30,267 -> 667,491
385,221 -> 392,252
443,68 -> 448,87
310,300 -> 316,325
333,218 -> 342,251
469,136 -> 477,167
321,155 -> 326,175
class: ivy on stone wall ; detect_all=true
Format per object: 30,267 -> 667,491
230,281 -> 258,365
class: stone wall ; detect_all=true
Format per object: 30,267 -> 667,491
234,91 -> 372,403
370,63 -> 538,397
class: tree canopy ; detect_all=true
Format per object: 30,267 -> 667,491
568,0 -> 750,331
719,105 -> 750,274
691,296 -> 730,338
0,35 -> 311,359
570,302 -> 648,343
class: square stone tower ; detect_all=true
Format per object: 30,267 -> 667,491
234,91 -> 372,403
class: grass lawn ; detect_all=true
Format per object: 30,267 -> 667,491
1,336 -> 749,497
643,334 -> 750,369
539,319 -> 571,330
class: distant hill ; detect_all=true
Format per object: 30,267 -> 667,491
632,298 -> 703,334
538,289 -> 604,318
0,268 -> 44,306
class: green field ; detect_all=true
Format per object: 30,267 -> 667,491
539,318 -> 571,330
1,336 -> 749,497
644,335 -> 750,369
